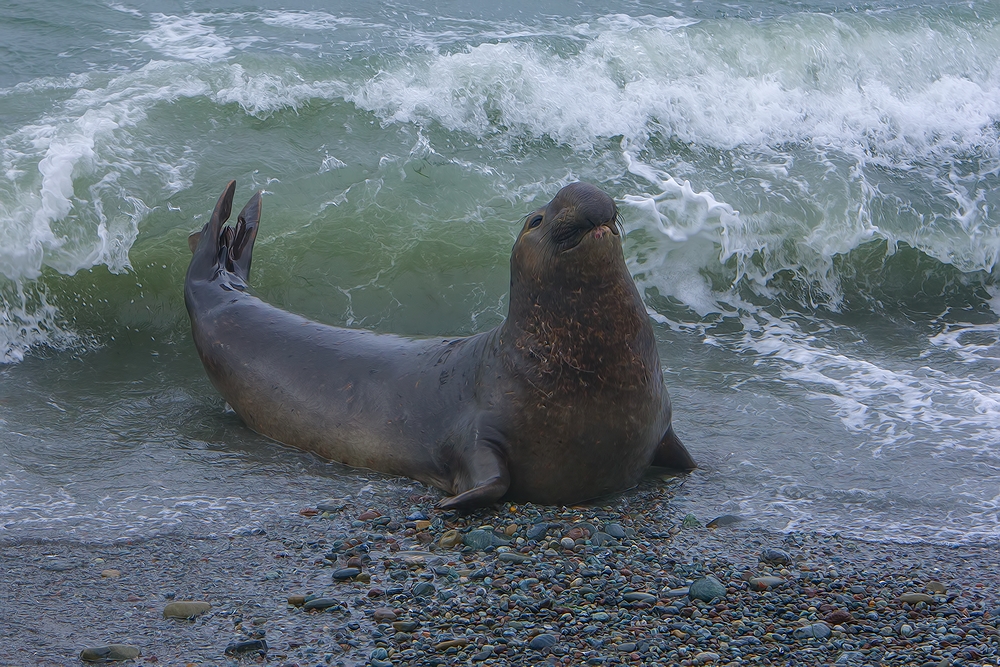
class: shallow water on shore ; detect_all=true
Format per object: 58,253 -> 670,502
1,0 -> 999,546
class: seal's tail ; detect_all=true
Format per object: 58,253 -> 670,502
187,180 -> 262,283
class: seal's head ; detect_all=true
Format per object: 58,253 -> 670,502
508,182 -> 633,323
511,182 -> 623,286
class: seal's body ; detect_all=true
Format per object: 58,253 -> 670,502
185,181 -> 694,509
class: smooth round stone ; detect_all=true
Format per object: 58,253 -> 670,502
464,529 -> 494,550
498,552 -> 531,564
793,622 -> 832,640
80,645 -> 141,662
529,633 -> 558,650
760,548 -> 792,565
41,559 -> 76,572
616,642 -> 637,652
623,592 -> 657,603
749,576 -> 785,590
926,581 -> 947,594
439,530 -> 463,548
286,595 -> 306,607
372,607 -> 397,621
694,651 -> 721,664
665,587 -> 689,598
527,524 -> 549,541
559,537 -> 576,550
332,567 -> 361,580
899,592 -> 934,604
824,609 -> 852,625
472,646 -> 494,661
413,582 -> 436,597
900,624 -> 914,637
393,620 -> 420,632
705,515 -> 744,528
100,569 -> 121,579
162,601 -> 211,619
370,648 -> 389,660
604,523 -> 626,539
688,576 -> 726,603
303,598 -> 340,611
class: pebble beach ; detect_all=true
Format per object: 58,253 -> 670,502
3,477 -> 997,667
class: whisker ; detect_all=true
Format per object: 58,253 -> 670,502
613,210 -> 625,235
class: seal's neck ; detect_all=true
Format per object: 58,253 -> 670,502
501,259 -> 659,395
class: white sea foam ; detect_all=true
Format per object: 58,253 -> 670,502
106,2 -> 143,18
0,62 -> 211,285
0,60 -> 221,360
259,10 -> 365,32
929,321 -> 1000,366
141,14 -> 232,62
211,63 -> 346,118
350,10 -> 1000,287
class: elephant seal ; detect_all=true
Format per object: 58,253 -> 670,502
185,181 -> 695,509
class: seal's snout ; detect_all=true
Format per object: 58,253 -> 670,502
558,182 -> 617,227
547,182 -> 621,250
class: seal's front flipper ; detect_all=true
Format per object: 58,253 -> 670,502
652,425 -> 696,471
437,441 -> 510,510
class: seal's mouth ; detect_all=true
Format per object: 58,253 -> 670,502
555,212 -> 622,252
589,224 -> 616,241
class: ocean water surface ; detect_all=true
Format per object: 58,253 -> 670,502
2,0 -> 999,545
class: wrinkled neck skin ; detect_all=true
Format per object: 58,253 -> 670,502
500,232 -> 660,401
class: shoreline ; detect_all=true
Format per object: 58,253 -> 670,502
2,481 -> 998,666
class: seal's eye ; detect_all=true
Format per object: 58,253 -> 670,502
527,214 -> 543,229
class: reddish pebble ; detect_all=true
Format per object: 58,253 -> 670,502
825,609 -> 853,625
372,607 -> 397,622
358,510 -> 381,521
347,556 -> 363,569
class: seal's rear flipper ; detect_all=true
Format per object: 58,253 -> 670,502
187,230 -> 202,254
227,192 -> 262,281
652,425 -> 696,471
437,441 -> 510,510
187,182 -> 263,283
187,180 -> 237,280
